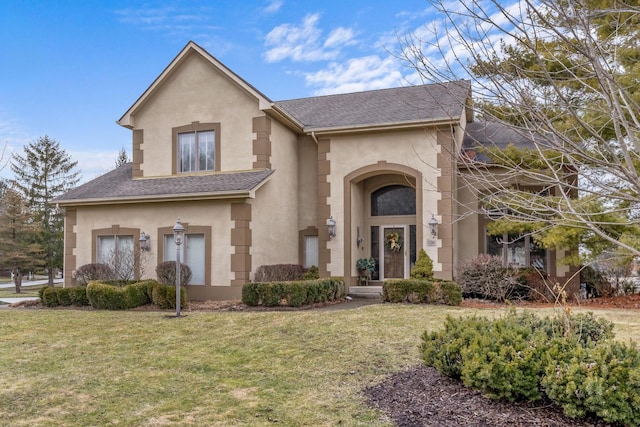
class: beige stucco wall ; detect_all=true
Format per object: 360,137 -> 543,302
248,119 -> 300,277
297,135 -> 318,230
72,201 -> 233,285
130,52 -> 261,177
325,128 -> 442,277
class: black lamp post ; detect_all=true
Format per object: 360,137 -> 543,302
172,217 -> 185,317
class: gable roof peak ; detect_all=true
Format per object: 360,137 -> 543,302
117,41 -> 272,129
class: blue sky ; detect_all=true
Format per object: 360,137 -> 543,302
0,0 -> 450,182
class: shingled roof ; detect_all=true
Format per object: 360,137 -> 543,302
274,80 -> 471,131
462,121 -> 545,163
55,163 -> 274,206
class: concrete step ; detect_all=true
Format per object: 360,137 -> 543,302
348,286 -> 383,299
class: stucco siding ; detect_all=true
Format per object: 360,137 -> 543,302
130,52 -> 261,177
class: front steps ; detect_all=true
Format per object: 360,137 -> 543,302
348,286 -> 383,299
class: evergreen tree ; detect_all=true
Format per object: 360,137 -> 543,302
0,188 -> 43,293
114,146 -> 129,168
11,135 -> 80,285
402,0 -> 640,262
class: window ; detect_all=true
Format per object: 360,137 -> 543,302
487,231 -> 547,271
164,234 -> 206,285
371,185 -> 416,216
172,122 -> 220,174
303,235 -> 318,268
179,130 -> 215,173
97,235 -> 135,279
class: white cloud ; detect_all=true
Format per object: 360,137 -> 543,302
70,150 -> 123,184
263,13 -> 355,62
263,0 -> 283,14
304,55 -> 406,95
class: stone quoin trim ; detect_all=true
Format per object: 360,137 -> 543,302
132,129 -> 143,178
230,202 -> 252,287
436,127 -> 455,281
317,138 -> 332,277
63,209 -> 77,288
252,116 -> 272,169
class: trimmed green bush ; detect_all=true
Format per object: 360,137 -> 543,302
40,287 -> 61,307
55,288 -> 73,306
421,310 -> 639,424
542,340 -> 640,426
68,286 -> 90,306
410,249 -> 433,279
86,281 -> 155,310
151,283 -> 187,310
382,279 -> 462,305
302,265 -> 319,280
242,278 -> 346,307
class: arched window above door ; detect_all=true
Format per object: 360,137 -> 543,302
371,185 -> 416,216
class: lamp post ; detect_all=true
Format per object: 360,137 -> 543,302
173,217 -> 185,317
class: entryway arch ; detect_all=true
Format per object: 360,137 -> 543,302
343,162 -> 423,286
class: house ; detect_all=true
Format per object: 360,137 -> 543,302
55,41 -> 577,300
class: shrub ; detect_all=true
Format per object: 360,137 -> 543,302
40,287 -> 61,307
151,283 -> 187,310
410,249 -> 433,279
302,265 -> 319,280
382,279 -> 462,306
156,261 -> 192,287
542,340 -> 640,426
86,281 -> 155,310
457,254 -> 521,301
254,264 -> 306,282
68,286 -> 89,306
242,278 -> 346,307
72,263 -> 114,286
420,310 -> 637,424
55,288 -> 73,306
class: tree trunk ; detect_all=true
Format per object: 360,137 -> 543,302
13,268 -> 22,294
47,267 -> 54,286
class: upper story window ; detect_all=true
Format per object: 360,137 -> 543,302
172,122 -> 221,174
179,130 -> 215,172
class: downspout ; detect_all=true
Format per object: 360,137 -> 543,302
311,131 -> 319,145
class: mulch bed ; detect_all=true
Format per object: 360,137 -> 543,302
364,365 -> 610,427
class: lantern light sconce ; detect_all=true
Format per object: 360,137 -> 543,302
327,216 -> 336,239
428,215 -> 439,239
139,232 -> 151,251
356,226 -> 364,249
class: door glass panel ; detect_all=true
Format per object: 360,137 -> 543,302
383,227 -> 404,279
370,227 -> 380,280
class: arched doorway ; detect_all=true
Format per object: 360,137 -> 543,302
343,163 -> 423,286
370,185 -> 417,280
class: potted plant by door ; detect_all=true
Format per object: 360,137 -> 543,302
356,257 -> 376,285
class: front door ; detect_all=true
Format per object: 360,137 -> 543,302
381,226 -> 406,279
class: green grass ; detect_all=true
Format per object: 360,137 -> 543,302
0,305 -> 638,426
0,285 -> 43,298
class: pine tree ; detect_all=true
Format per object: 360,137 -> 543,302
0,188 -> 43,293
114,146 -> 129,168
11,135 -> 80,285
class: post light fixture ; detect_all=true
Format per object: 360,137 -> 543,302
139,232 -> 151,251
428,215 -> 439,239
326,216 -> 336,239
172,217 -> 186,317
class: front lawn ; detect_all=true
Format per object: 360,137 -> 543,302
0,305 -> 637,426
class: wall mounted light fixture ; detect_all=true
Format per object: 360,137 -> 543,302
139,231 -> 151,251
327,216 -> 336,239
429,215 -> 439,239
